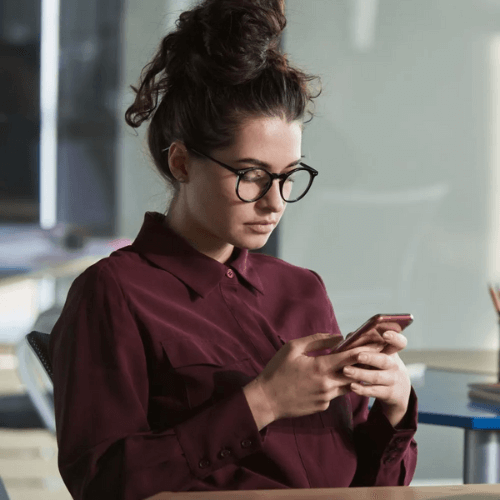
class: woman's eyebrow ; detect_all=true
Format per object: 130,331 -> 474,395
234,156 -> 305,169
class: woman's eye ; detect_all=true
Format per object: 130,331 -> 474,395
242,170 -> 267,182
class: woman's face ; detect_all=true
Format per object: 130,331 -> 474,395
167,116 -> 303,263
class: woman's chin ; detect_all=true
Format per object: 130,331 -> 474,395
237,232 -> 272,251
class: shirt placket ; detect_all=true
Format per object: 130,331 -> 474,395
219,268 -> 279,366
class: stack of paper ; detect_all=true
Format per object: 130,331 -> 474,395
468,383 -> 500,405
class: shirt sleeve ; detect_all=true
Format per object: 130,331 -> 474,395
349,388 -> 418,486
308,270 -> 342,336
308,268 -> 418,486
49,264 -> 266,500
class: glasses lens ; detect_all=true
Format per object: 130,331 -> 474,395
282,169 -> 313,202
238,169 -> 271,202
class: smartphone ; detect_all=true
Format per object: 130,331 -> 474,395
332,313 -> 414,354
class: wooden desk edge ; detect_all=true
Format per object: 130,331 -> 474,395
143,484 -> 500,500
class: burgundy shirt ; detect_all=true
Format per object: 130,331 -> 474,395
49,211 -> 418,500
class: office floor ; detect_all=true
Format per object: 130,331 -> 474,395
0,345 -> 71,500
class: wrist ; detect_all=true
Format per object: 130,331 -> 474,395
379,401 -> 408,428
243,378 -> 276,431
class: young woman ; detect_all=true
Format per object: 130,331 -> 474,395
49,1 -> 417,498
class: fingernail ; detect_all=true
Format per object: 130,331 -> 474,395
344,366 -> 354,374
383,332 -> 392,340
358,353 -> 367,362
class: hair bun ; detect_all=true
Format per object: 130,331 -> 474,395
126,0 -> 319,190
178,0 -> 286,86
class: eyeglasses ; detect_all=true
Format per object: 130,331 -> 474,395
188,148 -> 318,203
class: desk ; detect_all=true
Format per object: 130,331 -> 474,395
0,226 -> 124,343
400,350 -> 498,376
415,369 -> 500,484
0,227 -> 117,288
144,484 -> 500,500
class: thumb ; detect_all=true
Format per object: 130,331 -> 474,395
303,333 -> 344,356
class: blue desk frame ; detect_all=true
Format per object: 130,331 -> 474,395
415,369 -> 500,483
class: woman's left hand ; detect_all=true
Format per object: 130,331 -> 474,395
342,330 -> 411,428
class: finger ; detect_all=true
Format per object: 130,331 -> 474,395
336,343 -> 386,367
343,363 -> 392,386
330,373 -> 357,385
303,333 -> 344,355
354,351 -> 395,371
352,342 -> 386,355
380,331 -> 407,355
350,382 -> 391,399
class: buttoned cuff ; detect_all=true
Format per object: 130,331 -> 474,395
174,387 -> 265,479
366,387 -> 418,465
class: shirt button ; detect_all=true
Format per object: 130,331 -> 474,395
218,448 -> 232,459
240,439 -> 253,449
198,458 -> 211,469
226,269 -> 234,278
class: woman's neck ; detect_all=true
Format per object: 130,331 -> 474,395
164,203 -> 235,264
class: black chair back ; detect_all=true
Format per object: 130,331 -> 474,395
0,476 -> 10,500
26,331 -> 52,381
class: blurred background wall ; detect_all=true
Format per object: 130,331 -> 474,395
0,0 -> 41,223
116,0 -> 500,351
282,0 -> 500,351
116,0 -> 189,238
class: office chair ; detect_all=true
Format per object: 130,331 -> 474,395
15,331 -> 55,434
0,476 -> 10,500
25,332 -> 52,381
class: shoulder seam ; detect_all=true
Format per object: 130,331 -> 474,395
85,259 -> 134,314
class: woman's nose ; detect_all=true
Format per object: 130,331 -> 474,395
258,179 -> 285,211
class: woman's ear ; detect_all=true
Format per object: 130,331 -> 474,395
168,142 -> 189,183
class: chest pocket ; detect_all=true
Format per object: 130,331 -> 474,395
161,338 -> 257,409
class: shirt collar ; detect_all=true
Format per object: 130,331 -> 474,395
131,212 -> 264,297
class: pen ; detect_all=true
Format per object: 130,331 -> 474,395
488,284 -> 500,317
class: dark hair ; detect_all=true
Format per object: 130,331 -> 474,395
125,0 -> 320,190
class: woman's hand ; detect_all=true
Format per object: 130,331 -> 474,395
243,333 -> 384,431
342,331 -> 412,427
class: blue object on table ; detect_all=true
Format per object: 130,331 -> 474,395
415,369 -> 500,484
0,267 -> 32,279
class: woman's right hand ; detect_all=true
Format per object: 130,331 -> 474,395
243,333 -> 383,430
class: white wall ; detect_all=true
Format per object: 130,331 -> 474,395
282,0 -> 500,350
116,0 -> 500,347
117,0 -> 197,239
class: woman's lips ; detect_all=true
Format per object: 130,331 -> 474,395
245,222 -> 276,233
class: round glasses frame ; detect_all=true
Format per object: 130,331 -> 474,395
186,148 -> 319,203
